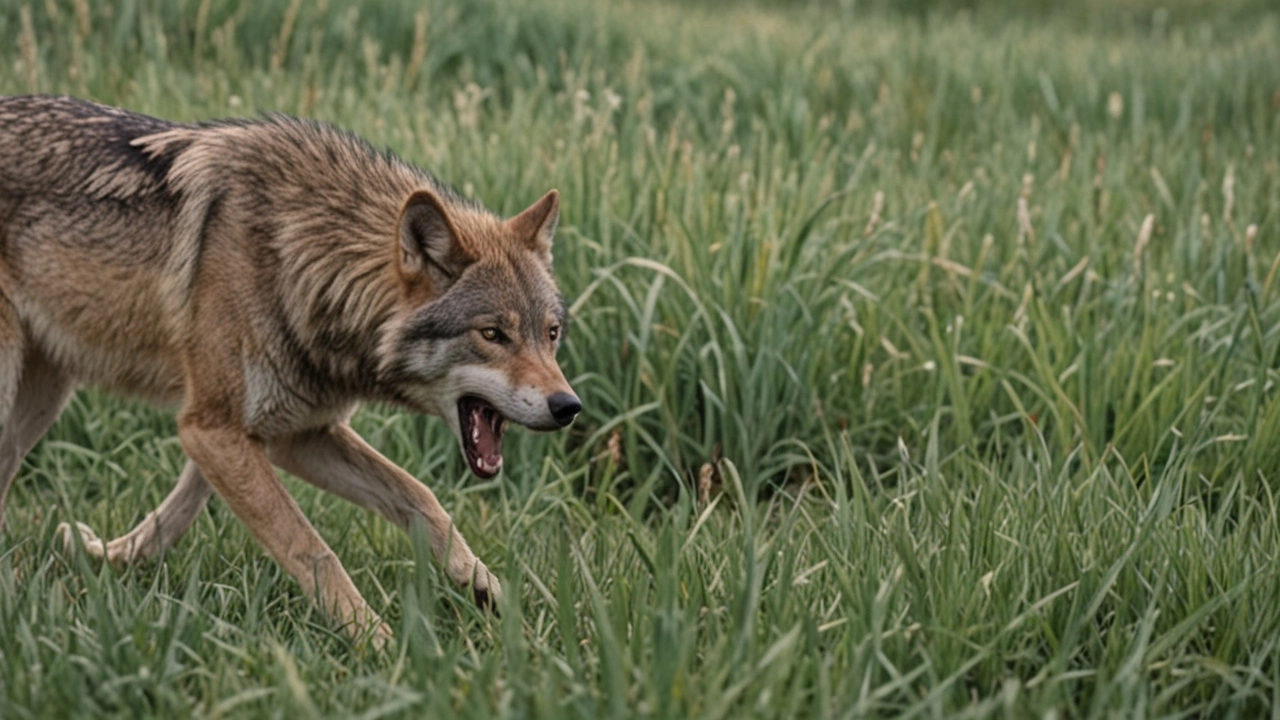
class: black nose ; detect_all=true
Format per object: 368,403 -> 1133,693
546,392 -> 582,427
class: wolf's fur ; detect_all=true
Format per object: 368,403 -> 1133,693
0,95 -> 580,646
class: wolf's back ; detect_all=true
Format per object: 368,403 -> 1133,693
0,95 -> 181,200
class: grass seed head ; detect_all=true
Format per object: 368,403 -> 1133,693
1133,213 -> 1156,271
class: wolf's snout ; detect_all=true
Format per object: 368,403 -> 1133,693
546,392 -> 582,427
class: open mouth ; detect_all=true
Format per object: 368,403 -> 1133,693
458,396 -> 507,478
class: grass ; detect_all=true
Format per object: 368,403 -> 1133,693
1,0 -> 1279,716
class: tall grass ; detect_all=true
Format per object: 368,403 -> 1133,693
1,0 -> 1279,716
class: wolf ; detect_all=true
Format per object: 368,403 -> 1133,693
0,95 -> 581,645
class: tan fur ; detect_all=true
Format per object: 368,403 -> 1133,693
0,95 -> 580,648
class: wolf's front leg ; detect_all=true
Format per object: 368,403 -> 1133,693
267,424 -> 502,610
177,416 -> 391,647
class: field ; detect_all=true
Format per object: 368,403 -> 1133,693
2,0 -> 1279,716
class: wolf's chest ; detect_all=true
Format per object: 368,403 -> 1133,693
240,360 -> 357,437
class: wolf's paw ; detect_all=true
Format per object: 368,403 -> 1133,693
344,611 -> 393,654
56,521 -> 107,560
469,564 -> 504,615
369,622 -> 394,652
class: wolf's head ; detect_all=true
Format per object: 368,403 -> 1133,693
384,187 -> 581,479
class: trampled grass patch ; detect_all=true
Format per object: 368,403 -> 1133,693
1,0 -> 1278,716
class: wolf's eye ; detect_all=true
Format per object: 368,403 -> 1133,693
480,327 -> 506,343
548,325 -> 560,342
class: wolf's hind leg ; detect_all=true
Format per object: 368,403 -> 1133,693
58,460 -> 213,566
0,298 -> 22,426
0,302 -> 19,531
267,424 -> 502,611
0,309 -> 73,531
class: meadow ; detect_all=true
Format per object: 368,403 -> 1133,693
1,0 -> 1279,716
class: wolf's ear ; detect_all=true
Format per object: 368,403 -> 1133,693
509,189 -> 560,263
398,190 -> 467,285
